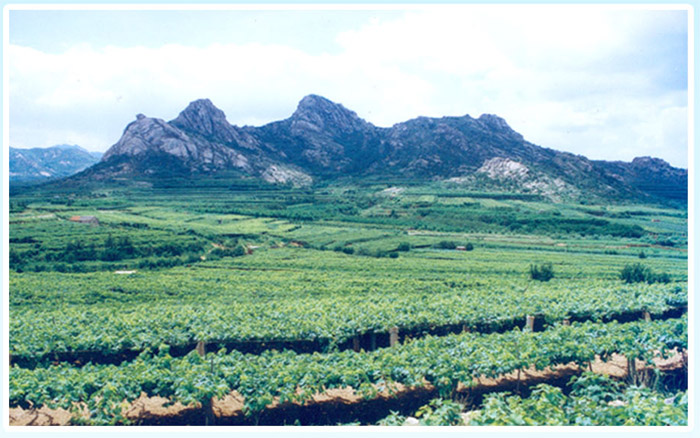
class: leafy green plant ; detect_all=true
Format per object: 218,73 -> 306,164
530,263 -> 554,282
376,410 -> 406,426
471,373 -> 687,426
569,372 -> 622,402
620,264 -> 670,284
621,263 -> 647,283
415,399 -> 464,425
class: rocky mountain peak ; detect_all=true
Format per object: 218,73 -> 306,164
629,156 -> 687,180
169,98 -> 261,149
171,99 -> 231,136
478,114 -> 523,141
296,94 -> 336,109
101,115 -> 192,162
290,94 -> 370,133
631,156 -> 672,169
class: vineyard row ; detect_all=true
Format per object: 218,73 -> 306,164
10,304 -> 687,369
9,316 -> 687,425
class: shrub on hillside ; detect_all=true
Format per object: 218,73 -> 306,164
620,263 -> 670,284
211,244 -> 246,258
434,240 -> 458,250
530,263 -> 554,282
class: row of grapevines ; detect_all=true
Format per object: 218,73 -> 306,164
10,316 -> 687,425
10,278 -> 686,359
376,373 -> 687,426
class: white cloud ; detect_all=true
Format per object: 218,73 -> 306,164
8,6 -> 688,167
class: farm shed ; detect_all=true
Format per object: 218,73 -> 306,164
69,215 -> 100,226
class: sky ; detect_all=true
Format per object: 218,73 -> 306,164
6,4 -> 690,168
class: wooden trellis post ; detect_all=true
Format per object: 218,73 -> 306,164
627,356 -> 638,385
195,343 -> 215,425
196,340 -> 206,357
525,315 -> 535,332
562,318 -> 571,326
370,332 -> 377,350
352,335 -> 361,352
643,311 -> 651,322
203,398 -> 215,426
389,327 -> 399,347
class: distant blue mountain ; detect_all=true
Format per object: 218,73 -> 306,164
10,145 -> 103,183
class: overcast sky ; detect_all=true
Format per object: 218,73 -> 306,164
7,5 -> 689,168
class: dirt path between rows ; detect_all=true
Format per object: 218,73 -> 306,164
9,352 -> 686,426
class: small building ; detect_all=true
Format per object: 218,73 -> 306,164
69,215 -> 99,226
245,245 -> 260,255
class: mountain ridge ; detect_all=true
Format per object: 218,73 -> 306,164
69,95 -> 686,204
10,145 -> 102,183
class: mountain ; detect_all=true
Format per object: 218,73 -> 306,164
74,95 -> 686,203
88,101 -> 311,185
251,95 -> 385,175
10,145 -> 102,183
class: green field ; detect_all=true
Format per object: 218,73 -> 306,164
8,177 -> 689,425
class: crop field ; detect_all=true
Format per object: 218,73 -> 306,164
7,179 -> 689,426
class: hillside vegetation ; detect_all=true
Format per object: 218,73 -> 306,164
8,177 -> 687,425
